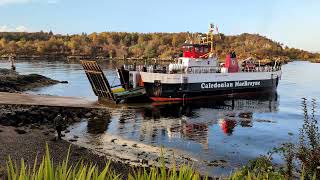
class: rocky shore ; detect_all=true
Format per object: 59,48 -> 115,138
0,125 -> 133,179
0,104 -> 134,178
0,68 -> 60,92
0,104 -> 209,179
0,104 -> 109,127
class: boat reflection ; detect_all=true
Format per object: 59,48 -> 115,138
85,92 -> 279,150
136,92 -> 279,148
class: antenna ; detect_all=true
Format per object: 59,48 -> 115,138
208,23 -> 214,53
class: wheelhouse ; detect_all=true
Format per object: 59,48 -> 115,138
182,44 -> 211,58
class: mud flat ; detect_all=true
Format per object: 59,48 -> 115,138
65,128 -> 199,168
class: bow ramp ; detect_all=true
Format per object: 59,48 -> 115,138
80,60 -> 115,101
80,60 -> 147,103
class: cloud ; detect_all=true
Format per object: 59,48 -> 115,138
0,0 -> 31,6
0,0 -> 60,6
0,25 -> 29,32
15,25 -> 28,32
0,25 -> 10,32
47,0 -> 58,4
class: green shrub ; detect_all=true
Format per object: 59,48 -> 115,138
229,156 -> 285,180
5,144 -> 205,180
6,144 -> 120,180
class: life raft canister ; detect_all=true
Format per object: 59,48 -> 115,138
138,78 -> 144,87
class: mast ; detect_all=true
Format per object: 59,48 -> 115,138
207,23 -> 215,56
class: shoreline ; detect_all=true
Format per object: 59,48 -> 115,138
0,124 -> 132,179
0,103 -> 217,178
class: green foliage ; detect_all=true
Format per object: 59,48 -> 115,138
297,98 -> 320,179
6,144 -> 120,180
229,156 -> 285,180
128,150 -> 205,180
0,31 -> 318,61
230,98 -> 319,180
5,144 -> 205,180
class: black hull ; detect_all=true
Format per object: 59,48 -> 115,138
143,78 -> 279,101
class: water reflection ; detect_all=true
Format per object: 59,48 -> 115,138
128,92 -> 279,149
70,93 -> 270,151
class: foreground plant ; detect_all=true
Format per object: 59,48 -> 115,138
6,144 -> 206,180
128,156 -> 205,180
230,98 -> 319,180
6,144 -> 120,180
229,156 -> 285,180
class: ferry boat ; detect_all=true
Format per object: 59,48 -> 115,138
122,24 -> 282,102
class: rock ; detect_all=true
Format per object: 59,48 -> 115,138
255,119 -> 275,123
239,112 -> 253,118
69,139 -> 78,142
15,128 -> 27,134
137,152 -> 145,156
43,131 -> 50,135
141,159 -> 148,165
30,124 -> 40,129
85,112 -> 92,117
17,123 -> 24,127
132,144 -> 138,148
122,143 -> 127,147
207,159 -> 228,167
111,138 -> 117,143
0,129 -> 3,133
0,69 -> 59,92
73,117 -> 81,122
73,135 -> 79,139
226,113 -> 236,117
64,129 -> 70,133
60,81 -> 68,84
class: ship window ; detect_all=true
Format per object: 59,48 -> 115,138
195,47 -> 199,52
189,47 -> 193,52
184,47 -> 188,52
200,47 -> 204,53
204,47 -> 209,52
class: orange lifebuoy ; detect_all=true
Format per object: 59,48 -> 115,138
139,78 -> 144,87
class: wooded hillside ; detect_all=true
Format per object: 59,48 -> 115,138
0,31 -> 319,62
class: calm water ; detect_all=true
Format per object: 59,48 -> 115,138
1,60 -> 319,175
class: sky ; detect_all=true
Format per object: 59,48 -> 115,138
0,0 -> 319,52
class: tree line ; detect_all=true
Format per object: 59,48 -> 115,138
0,31 -> 319,62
